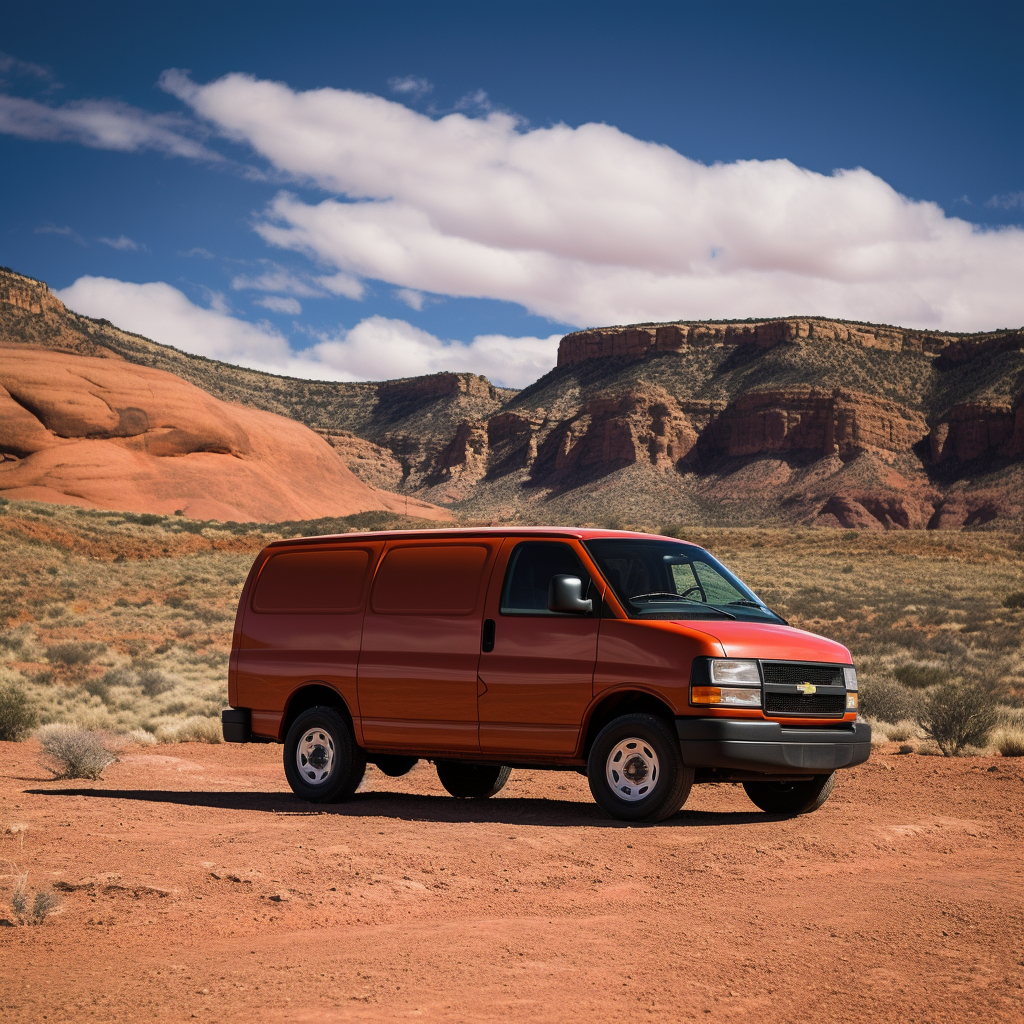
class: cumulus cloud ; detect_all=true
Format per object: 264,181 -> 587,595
161,71 -> 1024,331
255,294 -> 302,315
56,276 -> 292,368
54,276 -> 556,387
98,234 -> 139,251
0,93 -> 221,160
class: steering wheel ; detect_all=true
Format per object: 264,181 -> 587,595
678,585 -> 704,601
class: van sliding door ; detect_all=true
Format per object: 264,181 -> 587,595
358,539 -> 500,752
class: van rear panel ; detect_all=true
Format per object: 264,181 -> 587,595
234,540 -> 384,739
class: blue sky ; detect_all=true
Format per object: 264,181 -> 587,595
1,1 -> 1021,387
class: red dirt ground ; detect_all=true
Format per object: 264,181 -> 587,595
1,740 -> 1021,1023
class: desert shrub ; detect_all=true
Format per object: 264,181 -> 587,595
38,725 -> 116,779
137,666 -> 173,697
0,682 -> 37,741
155,716 -> 222,744
859,676 -> 916,724
0,631 -> 24,654
993,727 -> 1024,757
1002,591 -> 1024,610
82,677 -> 111,703
100,666 -> 137,689
917,681 -> 998,756
46,641 -> 105,670
893,663 -> 949,689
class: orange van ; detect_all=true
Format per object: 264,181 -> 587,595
222,528 -> 870,821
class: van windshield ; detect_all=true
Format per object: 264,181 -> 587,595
583,538 -> 785,623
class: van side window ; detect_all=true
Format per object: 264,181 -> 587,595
371,544 -> 490,616
252,549 -> 371,614
501,542 -> 592,615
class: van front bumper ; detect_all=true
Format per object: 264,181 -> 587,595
676,717 -> 871,774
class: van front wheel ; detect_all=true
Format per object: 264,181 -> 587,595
588,714 -> 693,822
436,762 -> 511,799
743,773 -> 834,815
283,707 -> 366,803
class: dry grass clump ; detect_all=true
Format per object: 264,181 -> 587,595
9,874 -> 60,925
993,727 -> 1024,757
154,715 -> 222,744
37,724 -> 117,779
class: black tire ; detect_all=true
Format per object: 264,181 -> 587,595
373,754 -> 419,778
283,706 -> 366,803
743,773 -> 835,815
436,761 -> 512,799
587,713 -> 694,823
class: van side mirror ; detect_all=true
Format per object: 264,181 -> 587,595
548,575 -> 593,614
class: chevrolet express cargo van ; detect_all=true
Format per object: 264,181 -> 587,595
222,528 -> 870,822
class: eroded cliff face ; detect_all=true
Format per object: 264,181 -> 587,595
2,267 -> 1021,529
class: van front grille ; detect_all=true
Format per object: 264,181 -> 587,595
763,692 -> 847,716
761,663 -> 843,687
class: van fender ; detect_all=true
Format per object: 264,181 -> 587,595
280,682 -> 361,745
576,684 -> 680,759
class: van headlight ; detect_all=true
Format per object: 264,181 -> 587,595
692,659 -> 762,707
843,666 -> 858,690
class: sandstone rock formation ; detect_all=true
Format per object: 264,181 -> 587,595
0,344 -> 448,523
3,267 -> 1021,530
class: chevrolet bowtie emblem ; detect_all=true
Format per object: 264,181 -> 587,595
796,682 -> 817,695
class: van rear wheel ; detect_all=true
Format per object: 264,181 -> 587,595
588,713 -> 693,822
743,773 -> 834,815
436,762 -> 511,799
283,707 -> 366,803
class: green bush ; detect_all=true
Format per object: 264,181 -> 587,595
860,676 -> 916,724
917,681 -> 997,756
0,683 -> 37,741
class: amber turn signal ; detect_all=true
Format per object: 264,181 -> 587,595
692,686 -> 722,704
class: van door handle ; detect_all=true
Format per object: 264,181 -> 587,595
482,618 -> 496,653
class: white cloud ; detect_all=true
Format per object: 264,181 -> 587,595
0,93 -> 221,160
255,294 -> 301,315
230,268 -> 323,297
161,71 -> 1024,332
308,317 -> 560,385
395,287 -> 425,311
35,223 -> 86,245
986,192 -> 1024,211
98,234 -> 138,251
315,270 -> 365,300
56,276 -> 292,368
54,275 -> 556,388
388,75 -> 433,99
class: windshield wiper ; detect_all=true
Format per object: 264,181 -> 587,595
628,592 -> 694,603
727,600 -> 764,608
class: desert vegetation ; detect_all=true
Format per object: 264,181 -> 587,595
0,498 -> 1021,754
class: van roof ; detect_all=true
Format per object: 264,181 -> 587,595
267,527 -> 702,549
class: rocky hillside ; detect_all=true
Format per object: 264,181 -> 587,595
2,267 -> 1021,529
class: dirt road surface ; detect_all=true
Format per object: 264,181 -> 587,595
1,740 -> 1021,1023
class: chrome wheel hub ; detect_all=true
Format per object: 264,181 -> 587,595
606,737 -> 660,802
296,728 -> 335,785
